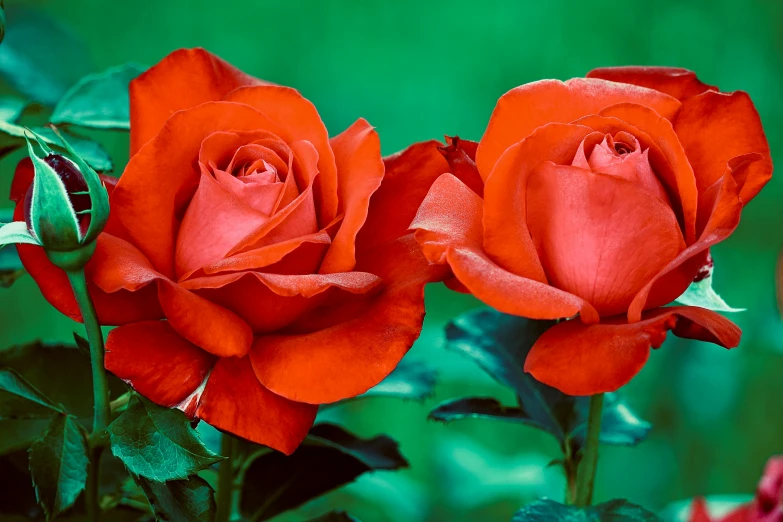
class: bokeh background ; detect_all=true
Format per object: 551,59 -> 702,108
0,0 -> 781,520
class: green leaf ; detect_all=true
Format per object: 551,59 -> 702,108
0,7 -> 91,106
240,423 -> 408,521
0,450 -> 41,517
0,97 -> 26,122
108,395 -> 224,482
512,498 -> 662,521
51,63 -> 146,130
0,368 -> 63,420
135,475 -> 216,522
571,393 -> 651,448
0,121 -> 112,171
358,358 -> 437,401
0,244 -> 25,288
0,210 -> 25,288
29,414 -> 89,520
0,221 -> 40,247
308,512 -> 361,522
0,341 -> 126,455
429,397 -> 547,430
444,308 -> 651,449
676,266 -> 743,312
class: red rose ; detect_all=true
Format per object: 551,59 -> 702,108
10,48 -> 443,453
410,67 -> 772,395
688,456 -> 783,522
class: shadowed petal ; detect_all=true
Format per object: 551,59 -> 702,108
525,306 -> 741,395
105,321 -> 216,407
320,118 -> 384,273
197,356 -> 317,455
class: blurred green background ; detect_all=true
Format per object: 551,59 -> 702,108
1,0 -> 781,520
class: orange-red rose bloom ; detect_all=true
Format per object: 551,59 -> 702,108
10,48 -> 443,453
410,67 -> 772,395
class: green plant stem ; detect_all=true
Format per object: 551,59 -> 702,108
66,268 -> 111,521
563,442 -> 578,504
575,393 -> 604,506
216,434 -> 236,522
67,269 -> 111,433
85,446 -> 101,522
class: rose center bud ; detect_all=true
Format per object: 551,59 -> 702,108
572,132 -> 672,205
174,136 -> 311,278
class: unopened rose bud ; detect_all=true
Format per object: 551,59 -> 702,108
22,131 -> 110,270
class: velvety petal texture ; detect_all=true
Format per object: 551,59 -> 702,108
15,48 -> 438,453
409,66 -> 771,395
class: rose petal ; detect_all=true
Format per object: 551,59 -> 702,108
674,90 -> 772,205
105,321 -> 216,407
476,78 -> 682,178
114,102 -> 281,277
355,141 -> 449,252
197,356 -> 317,455
320,118 -> 384,273
250,234 -> 441,404
586,67 -> 717,100
192,231 -> 331,277
525,306 -> 741,395
577,106 -> 699,244
88,234 -> 253,357
411,173 -> 598,322
687,498 -> 712,522
181,270 -> 381,333
628,172 -> 742,321
15,241 -> 163,325
526,163 -> 685,317
213,169 -> 283,216
199,130 -> 287,173
440,137 -> 484,197
157,282 -> 253,357
129,48 -> 267,154
226,85 -> 339,225
175,172 -> 273,277
482,123 -> 595,281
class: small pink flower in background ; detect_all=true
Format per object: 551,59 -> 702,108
690,456 -> 783,522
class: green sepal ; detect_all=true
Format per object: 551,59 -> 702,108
28,414 -> 90,521
676,268 -> 744,313
48,126 -> 110,244
0,221 -> 40,247
45,241 -> 97,271
26,137 -> 81,251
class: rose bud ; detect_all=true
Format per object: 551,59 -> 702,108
21,131 -> 109,270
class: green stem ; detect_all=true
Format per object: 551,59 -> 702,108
66,269 -> 111,521
216,434 -> 236,522
563,442 -> 578,504
575,393 -> 604,506
84,446 -> 102,522
67,269 -> 111,433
